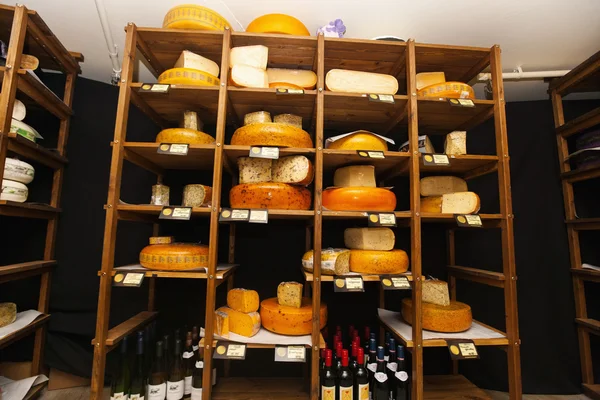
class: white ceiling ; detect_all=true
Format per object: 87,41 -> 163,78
16,0 -> 600,101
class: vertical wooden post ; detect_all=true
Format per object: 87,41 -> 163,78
446,229 -> 458,375
147,222 -> 160,312
223,223 -> 236,379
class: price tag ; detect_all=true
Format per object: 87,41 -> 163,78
160,207 -> 192,220
367,94 -> 395,104
447,340 -> 479,360
249,146 -> 279,159
422,154 -> 450,166
357,150 -> 385,159
249,209 -> 269,224
219,208 -> 250,222
274,345 -> 306,362
113,272 -> 145,287
139,83 -> 170,93
334,276 -> 364,292
157,143 -> 189,156
448,98 -> 475,108
368,213 -> 397,227
380,275 -> 410,290
455,214 -> 483,228
276,88 -> 305,95
213,342 -> 246,360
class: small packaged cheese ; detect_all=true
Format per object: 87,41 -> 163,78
444,131 -> 467,155
422,280 -> 450,306
333,165 -> 376,188
230,45 -> 268,70
175,50 -> 220,78
238,157 -> 272,183
277,281 -> 303,308
344,227 -> 395,251
231,64 -> 269,88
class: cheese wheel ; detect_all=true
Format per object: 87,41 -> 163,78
230,45 -> 268,70
267,68 -> 317,89
158,68 -> 220,86
401,298 -> 472,333
174,50 -> 220,77
246,14 -> 310,36
149,236 -> 173,245
12,99 -> 26,121
230,183 -> 311,210
420,176 -> 467,197
139,243 -> 209,271
231,123 -> 313,148
328,132 -> 388,151
11,119 -> 42,143
418,82 -> 475,99
155,128 -> 215,144
260,297 -> 327,335
302,248 -> 350,275
227,289 -> 260,313
216,307 -> 261,337
231,64 -> 269,88
344,228 -> 395,251
349,249 -> 409,274
1,179 -> 28,203
4,158 -> 34,184
269,82 -> 304,90
416,72 -> 446,91
420,192 -> 480,214
238,157 -> 272,183
163,4 -> 232,31
322,187 -> 396,212
272,155 -> 314,186
334,165 -> 376,188
326,69 -> 398,95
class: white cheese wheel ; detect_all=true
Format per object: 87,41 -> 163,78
1,179 -> 28,203
174,50 -> 220,78
12,99 -> 26,121
11,119 -> 43,143
4,158 -> 34,184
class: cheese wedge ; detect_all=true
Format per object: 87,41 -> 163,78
266,68 -> 317,89
175,50 -> 220,77
420,176 -> 468,197
326,69 -> 398,95
333,165 -> 376,188
422,280 -> 450,306
227,289 -> 260,313
416,72 -> 446,91
230,45 -> 268,69
444,131 -> 467,155
273,114 -> 302,129
214,310 -> 230,338
344,228 -> 395,251
231,64 -> 269,88
277,282 -> 303,308
272,155 -> 314,186
216,307 -> 261,337
238,157 -> 272,184
244,111 -> 272,125
420,192 -> 480,214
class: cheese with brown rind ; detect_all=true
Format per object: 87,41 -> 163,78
349,249 -> 409,274
328,132 -> 388,151
333,165 -> 376,188
422,280 -> 450,306
326,69 -> 398,95
266,68 -> 317,89
260,297 -> 327,335
230,45 -> 268,70
139,243 -> 209,271
420,192 -> 480,214
322,187 -> 396,212
216,307 -> 261,337
344,228 -> 395,251
302,249 -> 350,275
231,123 -> 313,148
401,298 -> 472,333
230,183 -> 311,210
238,157 -> 272,183
231,64 -> 268,88
175,50 -> 220,77
155,128 -> 215,144
271,155 -> 314,186
420,176 -> 468,197
277,282 -> 303,308
444,131 -> 467,155
227,289 -> 260,313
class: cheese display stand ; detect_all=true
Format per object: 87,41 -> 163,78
550,50 -> 600,400
90,22 -> 520,400
0,3 -> 82,397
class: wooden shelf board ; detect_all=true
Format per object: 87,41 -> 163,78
322,210 -> 412,220
566,218 -> 600,231
423,375 -> 492,400
420,154 -> 498,177
200,332 -> 325,349
447,265 -> 505,288
0,260 -> 56,284
223,145 -> 315,172
110,264 -> 236,281
218,209 -> 315,221
417,97 -> 495,133
0,201 -> 60,219
561,162 -> 600,183
415,42 -> 491,83
93,311 -> 158,348
0,313 -> 50,350
212,377 -> 309,400
421,213 -> 503,225
575,318 -> 600,335
549,50 -> 600,95
582,383 -> 600,400
303,269 -> 412,282
23,381 -> 48,400
556,106 -> 600,138
123,142 -> 215,171
323,149 -> 410,175
571,268 -> 600,283
5,132 -> 67,169
115,204 -> 211,222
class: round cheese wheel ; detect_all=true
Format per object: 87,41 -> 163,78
158,68 -> 220,86
246,14 -> 310,36
401,298 -> 472,333
1,179 -> 28,203
4,158 -> 34,184
231,123 -> 313,148
328,132 -> 388,151
155,128 -> 215,144
163,4 -> 232,31
260,297 -> 327,335
349,249 -> 409,274
417,82 -> 475,100
322,187 -> 396,212
230,183 -> 311,210
139,243 -> 209,271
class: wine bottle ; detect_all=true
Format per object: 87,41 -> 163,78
386,339 -> 397,399
384,332 -> 391,361
191,326 -> 199,357
111,335 -> 130,400
334,341 -> 343,374
367,338 -> 377,372
191,346 -> 203,400
372,347 -> 389,400
148,341 -> 166,400
129,331 -> 146,400
167,338 -> 184,400
183,334 -> 195,399
163,334 -> 171,376
354,347 -> 369,400
350,340 -> 359,373
394,345 -> 410,400
363,327 -> 371,353
337,349 -> 354,400
320,347 -> 328,373
320,349 -> 335,400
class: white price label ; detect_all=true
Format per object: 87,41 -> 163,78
227,344 -> 246,357
346,277 -> 363,290
287,346 -> 306,360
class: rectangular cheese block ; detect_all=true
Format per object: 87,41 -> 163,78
216,307 -> 261,337
272,155 -> 314,186
333,165 -> 376,188
422,280 -> 450,306
266,68 -> 317,89
214,310 -> 230,338
420,192 -> 480,214
181,110 -> 204,131
444,131 -> 467,155
326,69 -> 398,95
420,176 -> 468,197
230,45 -> 268,70
416,72 -> 446,90
344,227 -> 395,251
231,64 -> 269,88
238,157 -> 272,183
277,282 -> 303,308
227,288 -> 260,313
175,50 -> 220,77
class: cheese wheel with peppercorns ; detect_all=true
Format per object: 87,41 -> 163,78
230,183 -> 311,210
260,297 -> 327,335
231,123 -> 313,148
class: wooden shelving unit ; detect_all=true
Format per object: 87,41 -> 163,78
90,24 -> 520,400
549,49 -> 600,400
0,3 -> 81,391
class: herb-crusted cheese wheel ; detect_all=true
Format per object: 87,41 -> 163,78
420,176 -> 467,197
344,228 -> 395,250
158,68 -> 220,86
216,307 -> 261,337
230,183 -> 311,210
328,132 -> 388,151
238,157 -> 272,183
420,192 -> 480,214
163,4 -> 232,30
402,298 -> 472,333
260,297 -> 327,335
246,14 -> 310,36
302,248 -> 350,275
322,187 -> 396,212
418,82 -> 475,99
155,128 -> 215,144
182,184 -> 212,207
272,155 -> 314,186
231,123 -> 313,148
349,249 -> 409,274
227,289 -> 260,313
139,243 -> 209,271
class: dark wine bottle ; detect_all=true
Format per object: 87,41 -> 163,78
191,345 -> 203,400
191,326 -> 199,357
183,334 -> 195,399
337,349 -> 354,400
129,331 -> 146,400
384,332 -> 391,361
363,327 -> 371,353
320,347 -> 328,374
166,338 -> 184,400
163,334 -> 171,376
334,341 -> 343,374
354,347 -> 369,400
386,338 -> 397,399
350,340 -> 359,373
367,338 -> 377,371
110,335 -> 130,400
394,345 -> 410,400
147,340 -> 166,400
372,347 -> 389,400
320,349 -> 335,400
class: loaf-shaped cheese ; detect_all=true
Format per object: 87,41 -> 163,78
155,128 -> 215,144
238,157 -> 272,183
420,176 -> 467,197
230,183 -> 311,210
422,280 -> 450,306
260,297 -> 327,335
227,289 -> 260,313
139,243 -> 209,271
216,307 -> 261,337
272,155 -> 314,186
267,68 -> 317,89
322,187 -> 396,212
444,131 -> 467,155
302,248 -> 350,275
420,192 -> 480,214
277,282 -> 303,308
328,131 -> 388,151
0,302 -> 17,328
214,310 -> 230,338
230,45 -> 268,70
402,298 -> 472,333
231,123 -> 314,148
349,249 -> 409,274
326,69 -> 398,95
334,165 -> 376,188
344,228 -> 395,251
231,64 -> 269,88
175,50 -> 220,77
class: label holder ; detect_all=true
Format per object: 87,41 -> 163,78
448,98 -> 475,108
422,153 -> 450,166
139,83 -> 170,93
367,93 -> 395,104
274,345 -> 306,363
380,275 -> 411,290
334,276 -> 365,292
159,207 -> 192,220
357,150 -> 385,159
368,212 -> 397,227
447,339 -> 479,360
454,214 -> 483,228
213,342 -> 247,360
249,146 -> 280,159
157,143 -> 189,156
113,272 -> 145,287
275,88 -> 305,95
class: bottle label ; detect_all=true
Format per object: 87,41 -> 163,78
367,363 -> 377,373
386,362 -> 398,372
321,384 -> 335,400
374,372 -> 388,383
195,361 -> 204,368
167,380 -> 184,399
183,351 -> 194,359
191,387 -> 202,400
147,383 -> 166,399
384,356 -> 389,362
358,383 -> 369,400
184,376 -> 193,395
338,385 -> 353,400
110,394 -> 127,400
396,371 -> 409,382
130,395 -> 144,400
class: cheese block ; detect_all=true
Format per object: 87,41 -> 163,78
273,114 -> 302,129
175,50 -> 220,77
231,123 -> 314,148
322,187 -> 396,212
158,68 -> 220,86
227,289 -> 260,313
155,128 -> 215,144
272,155 -> 314,186
344,228 -> 395,251
444,131 -> 467,155
420,192 -> 480,214
163,4 -> 232,30
277,282 -> 303,308
398,135 -> 435,153
420,176 -> 467,197
214,310 -> 230,338
11,119 -> 42,143
328,132 -> 388,151
333,165 -> 376,188
416,72 -> 446,90
418,82 -> 475,99
260,297 -> 327,335
1,179 -> 28,203
182,184 -> 212,207
4,158 -> 34,184
230,183 -> 311,210
231,64 -> 269,88
244,111 -> 272,125
302,248 -> 350,275
349,249 -> 409,274
246,14 -> 310,36
326,69 -> 398,95
266,68 -> 317,89
401,298 -> 472,333
0,303 -> 16,328
149,236 -> 173,245
230,45 -> 268,70
139,243 -> 209,271
216,307 -> 261,337
238,157 -> 272,183
422,280 -> 450,306
181,110 -> 204,131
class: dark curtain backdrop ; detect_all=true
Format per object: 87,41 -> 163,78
1,74 -> 599,394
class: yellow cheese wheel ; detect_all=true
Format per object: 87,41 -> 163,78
322,187 -> 396,212
417,81 -> 475,99
216,307 -> 261,337
139,243 -> 209,271
260,297 -> 327,335
328,132 -> 388,151
227,289 -> 260,313
401,298 -> 472,333
349,250 -> 409,274
155,128 -> 215,144
230,183 -> 311,210
163,4 -> 232,31
231,123 -> 313,148
246,14 -> 310,36
158,68 -> 220,86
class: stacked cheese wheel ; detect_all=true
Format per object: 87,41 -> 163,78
326,69 -> 398,95
216,289 -> 261,338
158,50 -> 220,87
416,71 -> 475,99
420,176 -> 480,214
326,130 -> 392,151
1,158 -> 34,203
155,110 -> 215,145
139,236 -> 209,271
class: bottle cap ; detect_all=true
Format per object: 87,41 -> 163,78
336,341 -> 343,357
377,346 -> 385,360
364,326 -> 370,340
357,347 -> 365,364
397,345 -> 405,358
389,338 -> 396,351
325,350 -> 333,367
351,341 -> 358,357
341,349 -> 349,367
369,338 -> 377,351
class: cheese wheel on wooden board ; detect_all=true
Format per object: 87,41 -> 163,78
420,192 -> 480,214
267,68 -> 317,89
231,64 -> 269,88
231,123 -> 314,148
230,183 -> 311,210
326,69 -> 398,95
155,128 -> 215,144
158,68 -> 220,86
216,307 -> 261,337
418,82 -> 475,99
327,132 -> 388,151
334,165 -> 376,188
227,289 -> 260,313
349,249 -> 409,274
260,297 -> 327,335
444,131 -> 467,155
420,176 -> 467,197
246,14 -> 310,36
401,298 -> 472,333
230,45 -> 268,70
174,50 -> 220,77
416,72 -> 446,90
272,155 -> 314,186
238,157 -> 272,183
302,248 -> 350,275
422,280 -> 450,306
344,228 -> 395,251
139,243 -> 209,271
163,4 -> 232,30
322,187 -> 396,212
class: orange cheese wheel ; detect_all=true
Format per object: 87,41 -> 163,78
401,298 -> 472,333
260,297 -> 327,335
158,68 -> 220,86
417,81 -> 475,99
231,123 -> 313,148
230,183 -> 311,210
349,249 -> 409,274
155,128 -> 215,144
328,132 -> 388,151
162,4 -> 232,31
246,14 -> 310,36
322,187 -> 396,212
139,243 -> 209,271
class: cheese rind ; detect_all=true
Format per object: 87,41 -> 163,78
322,187 -> 396,212
230,183 -> 311,210
422,280 -> 450,306
420,192 -> 480,214
344,228 -> 395,251
230,45 -> 269,70
418,82 -> 475,99
349,249 -> 409,274
139,243 -> 209,271
163,4 -> 232,30
214,310 -> 230,338
266,68 -> 317,89
155,128 -> 215,144
231,123 -> 314,148
333,165 -> 376,188
326,69 -> 398,95
444,131 -> 467,155
328,132 -> 388,151
420,176 -> 467,197
231,64 -> 269,88
416,72 -> 446,90
227,289 -> 260,313
277,282 -> 303,308
158,68 -> 220,86
175,50 -> 220,77
260,297 -> 327,335
216,307 -> 261,337
271,155 -> 314,186
302,248 -> 350,275
402,299 -> 472,333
